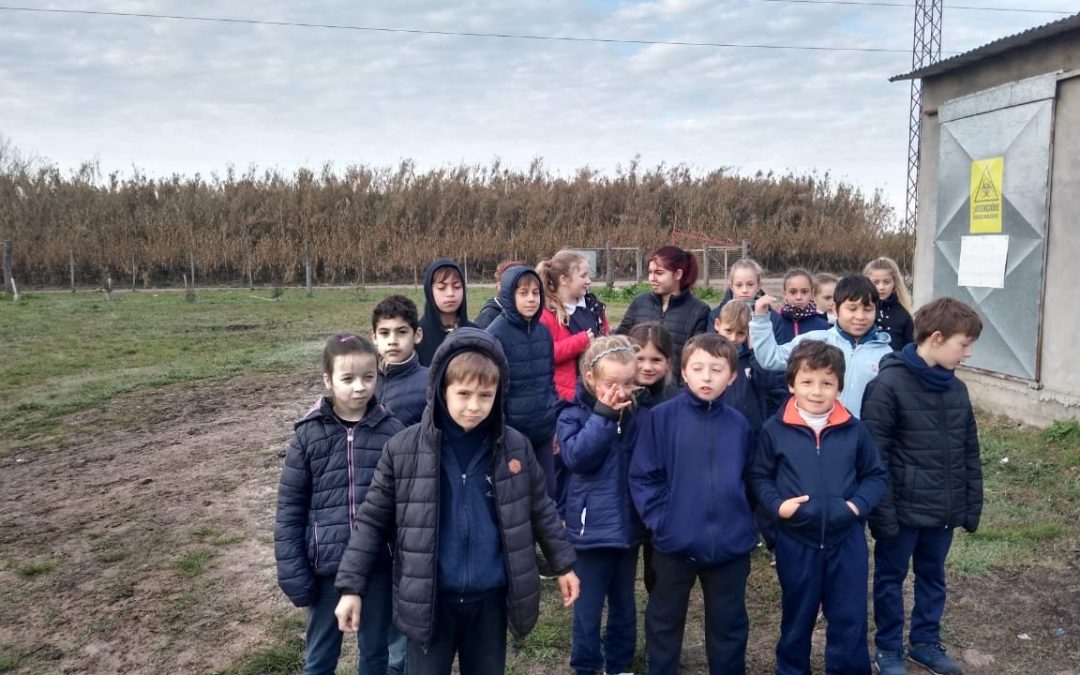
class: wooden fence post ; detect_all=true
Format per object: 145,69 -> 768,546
69,247 -> 76,293
741,240 -> 749,260
635,246 -> 643,283
131,254 -> 137,292
702,246 -> 711,288
605,242 -> 614,290
305,249 -> 313,297
2,241 -> 13,295
189,251 -> 196,290
463,254 -> 469,286
106,276 -> 114,302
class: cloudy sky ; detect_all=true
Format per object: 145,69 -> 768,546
0,0 -> 1073,218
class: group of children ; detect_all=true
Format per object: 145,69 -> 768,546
274,247 -> 984,675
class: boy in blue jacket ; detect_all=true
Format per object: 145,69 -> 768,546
373,294 -> 429,428
486,265 -> 560,498
750,340 -> 888,675
630,333 -> 758,675
751,275 -> 892,417
862,298 -> 984,675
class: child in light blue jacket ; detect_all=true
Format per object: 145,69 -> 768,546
750,275 -> 891,417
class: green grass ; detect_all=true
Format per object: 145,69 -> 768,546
174,549 -> 214,579
17,560 -> 56,578
214,637 -> 305,675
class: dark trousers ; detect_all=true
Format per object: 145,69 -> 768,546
773,527 -> 871,675
305,563 -> 394,675
643,540 -> 657,594
571,547 -> 640,675
645,550 -> 751,675
534,437 -> 557,500
873,526 -> 954,651
406,590 -> 507,675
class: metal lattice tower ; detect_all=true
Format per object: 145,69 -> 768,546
905,0 -> 943,231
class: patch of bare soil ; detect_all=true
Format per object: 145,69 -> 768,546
0,372 -> 320,674
0,372 -> 1077,674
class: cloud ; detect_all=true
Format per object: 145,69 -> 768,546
0,0 -> 1070,215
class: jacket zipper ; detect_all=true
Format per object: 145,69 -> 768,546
816,429 -> 826,549
461,470 -> 470,600
312,521 -> 320,572
347,429 -> 357,528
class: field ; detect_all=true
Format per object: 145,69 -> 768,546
1,288 -> 1078,674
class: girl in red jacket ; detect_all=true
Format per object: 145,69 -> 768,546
537,250 -> 609,400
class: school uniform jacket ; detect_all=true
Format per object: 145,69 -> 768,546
749,400 -> 887,549
376,353 -> 428,427
334,328 -> 575,647
875,294 -> 914,352
615,290 -> 710,372
861,352 -> 983,538
750,314 -> 892,417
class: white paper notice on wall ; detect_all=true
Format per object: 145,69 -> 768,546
958,235 -> 1009,289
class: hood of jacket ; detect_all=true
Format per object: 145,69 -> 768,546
423,327 -> 509,439
496,265 -> 545,331
421,258 -> 470,329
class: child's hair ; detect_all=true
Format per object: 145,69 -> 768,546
728,258 -> 763,283
627,321 -> 674,362
322,333 -> 379,375
536,249 -> 589,325
814,272 -> 838,287
432,265 -> 463,286
718,300 -> 751,332
786,340 -> 846,391
783,268 -> 815,292
496,259 -> 526,284
514,270 -> 540,291
833,275 -> 878,308
579,336 -> 638,391
444,350 -> 501,389
649,246 -> 698,291
914,297 -> 983,343
681,333 -> 738,373
863,257 -> 912,311
371,295 -> 420,331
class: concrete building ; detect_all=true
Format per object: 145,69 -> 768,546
892,14 -> 1080,425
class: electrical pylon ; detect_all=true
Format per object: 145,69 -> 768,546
905,0 -> 943,231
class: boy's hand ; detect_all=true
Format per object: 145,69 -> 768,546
754,294 -> 776,316
335,594 -> 362,633
557,571 -> 580,607
778,495 -> 810,519
846,501 -> 860,516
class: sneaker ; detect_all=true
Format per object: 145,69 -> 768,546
873,649 -> 908,675
908,643 -> 962,675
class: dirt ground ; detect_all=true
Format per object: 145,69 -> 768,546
1,373 -> 1077,674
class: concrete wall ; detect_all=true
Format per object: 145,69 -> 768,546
912,32 -> 1080,425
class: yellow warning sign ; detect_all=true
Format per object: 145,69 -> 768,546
970,157 -> 1004,233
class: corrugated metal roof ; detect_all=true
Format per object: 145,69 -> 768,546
890,12 -> 1080,82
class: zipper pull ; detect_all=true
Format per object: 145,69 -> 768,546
461,473 -> 467,486
580,507 -> 587,536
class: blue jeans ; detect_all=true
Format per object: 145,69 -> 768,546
406,589 -> 507,675
873,526 -> 954,651
571,547 -> 639,675
774,527 -> 871,675
645,550 -> 750,675
305,563 -> 395,675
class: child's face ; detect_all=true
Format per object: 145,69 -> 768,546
562,263 -> 591,300
815,281 -> 836,314
635,342 -> 671,387
323,353 -> 378,421
715,321 -> 748,347
433,271 -> 464,317
372,317 -> 421,365
783,275 -> 813,309
586,359 -> 637,405
868,269 -> 895,300
729,269 -> 759,301
514,278 -> 542,319
923,332 -> 976,371
444,378 -> 498,431
681,348 -> 736,402
648,261 -> 681,296
788,363 -> 840,415
836,299 -> 877,338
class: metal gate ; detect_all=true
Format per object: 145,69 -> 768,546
933,73 -> 1056,380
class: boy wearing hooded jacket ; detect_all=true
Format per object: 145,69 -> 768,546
750,340 -> 887,675
486,265 -> 561,499
334,329 -> 579,675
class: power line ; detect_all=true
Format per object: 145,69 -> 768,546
754,0 -> 1073,14
0,5 -> 923,53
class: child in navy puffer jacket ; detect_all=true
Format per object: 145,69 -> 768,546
274,334 -> 405,675
558,336 -> 645,675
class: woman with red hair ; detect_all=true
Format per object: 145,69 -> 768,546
615,246 -> 710,374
